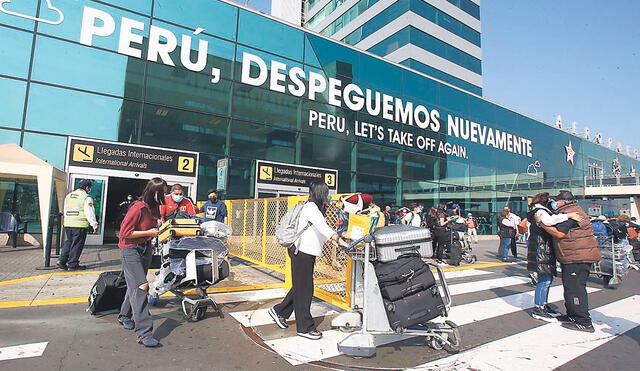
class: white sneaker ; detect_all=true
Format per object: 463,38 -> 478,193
297,330 -> 322,340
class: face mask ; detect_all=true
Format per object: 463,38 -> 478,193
172,194 -> 184,203
550,200 -> 558,211
209,196 -> 217,202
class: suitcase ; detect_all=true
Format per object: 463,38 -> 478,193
383,285 -> 446,332
372,225 -> 432,262
88,271 -> 127,315
379,265 -> 436,301
374,253 -> 426,286
159,218 -> 202,243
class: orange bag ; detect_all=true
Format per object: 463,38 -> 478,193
517,219 -> 528,235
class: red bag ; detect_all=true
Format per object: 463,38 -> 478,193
627,227 -> 638,239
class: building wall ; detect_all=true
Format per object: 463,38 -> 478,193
1,0 -> 637,234
305,0 -> 482,94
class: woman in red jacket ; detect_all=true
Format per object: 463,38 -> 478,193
117,177 -> 167,347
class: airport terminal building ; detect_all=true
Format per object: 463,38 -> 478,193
1,0 -> 639,242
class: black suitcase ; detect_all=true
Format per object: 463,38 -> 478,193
384,286 -> 446,332
374,253 -> 426,286
379,265 -> 436,301
88,271 -> 127,315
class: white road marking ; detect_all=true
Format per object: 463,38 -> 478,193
411,295 -> 640,370
446,276 -> 531,296
267,282 -> 600,365
212,288 -> 286,304
0,342 -> 48,362
231,302 -> 340,328
435,269 -> 492,280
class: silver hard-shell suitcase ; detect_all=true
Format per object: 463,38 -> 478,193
372,225 -> 433,262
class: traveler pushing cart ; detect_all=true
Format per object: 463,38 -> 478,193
332,224 -> 461,358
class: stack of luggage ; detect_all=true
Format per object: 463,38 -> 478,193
371,225 -> 445,332
151,220 -> 231,296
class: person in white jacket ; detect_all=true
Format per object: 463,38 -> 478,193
269,181 -> 348,340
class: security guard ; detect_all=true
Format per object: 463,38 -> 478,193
58,179 -> 98,271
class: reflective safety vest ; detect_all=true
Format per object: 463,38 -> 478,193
64,189 -> 90,228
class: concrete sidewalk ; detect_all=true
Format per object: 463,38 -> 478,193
0,243 -> 285,309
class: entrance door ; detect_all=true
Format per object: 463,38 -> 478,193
69,174 -> 108,246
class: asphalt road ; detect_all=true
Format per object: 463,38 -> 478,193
1,242 -> 639,370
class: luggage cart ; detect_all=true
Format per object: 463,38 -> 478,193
591,236 -> 635,287
149,237 -> 229,322
332,235 -> 461,358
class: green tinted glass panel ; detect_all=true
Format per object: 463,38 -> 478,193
0,128 -> 21,144
230,120 -> 296,163
145,62 -> 232,116
25,83 -> 140,141
100,0 -> 151,14
231,84 -> 300,130
0,0 -> 36,30
39,0 -> 149,53
0,26 -> 32,78
154,0 -> 237,41
32,36 -> 145,99
22,132 -> 68,169
0,77 -> 27,129
140,104 -> 228,155
237,10 -> 304,62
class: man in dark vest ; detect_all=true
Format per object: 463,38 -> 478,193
542,190 -> 601,333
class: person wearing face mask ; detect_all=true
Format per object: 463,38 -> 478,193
199,189 -> 228,223
117,177 -> 167,347
160,184 -> 196,221
540,190 -> 601,333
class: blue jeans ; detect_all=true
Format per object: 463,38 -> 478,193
535,273 -> 553,306
500,238 -> 512,259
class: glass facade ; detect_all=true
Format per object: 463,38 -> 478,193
1,0 -> 637,235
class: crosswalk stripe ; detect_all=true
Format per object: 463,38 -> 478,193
265,281 -> 601,366
230,302 -> 339,328
446,276 -> 531,296
411,295 -> 640,370
230,274 -> 523,328
264,285 -> 602,365
0,342 -> 48,361
435,269 -> 492,280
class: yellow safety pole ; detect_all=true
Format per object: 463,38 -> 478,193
242,200 -> 247,257
261,199 -> 268,264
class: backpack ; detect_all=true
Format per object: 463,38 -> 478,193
607,220 -> 628,242
275,203 -> 311,254
591,220 -> 609,236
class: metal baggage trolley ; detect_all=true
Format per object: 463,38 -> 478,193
591,236 -> 636,287
331,235 -> 461,358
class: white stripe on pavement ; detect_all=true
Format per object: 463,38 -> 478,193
0,342 -> 48,361
411,295 -> 640,370
212,288 -> 286,304
267,283 -> 601,365
231,302 -> 340,328
435,269 -> 492,280
446,276 -> 531,296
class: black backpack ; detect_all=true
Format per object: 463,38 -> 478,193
88,271 -> 127,315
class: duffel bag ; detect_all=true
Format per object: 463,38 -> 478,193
374,253 -> 426,286
379,265 -> 436,301
88,271 -> 127,315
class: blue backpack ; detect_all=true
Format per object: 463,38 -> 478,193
591,220 -> 610,237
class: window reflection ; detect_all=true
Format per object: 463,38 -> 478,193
25,83 -> 140,141
0,78 -> 27,129
0,26 -> 32,78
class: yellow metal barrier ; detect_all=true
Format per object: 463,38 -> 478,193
226,195 -> 352,310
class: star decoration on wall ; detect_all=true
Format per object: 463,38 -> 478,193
565,140 -> 576,165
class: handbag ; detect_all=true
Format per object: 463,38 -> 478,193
517,219 -> 528,235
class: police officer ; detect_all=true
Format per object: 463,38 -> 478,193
58,179 -> 98,271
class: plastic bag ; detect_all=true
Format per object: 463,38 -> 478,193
200,220 -> 232,238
